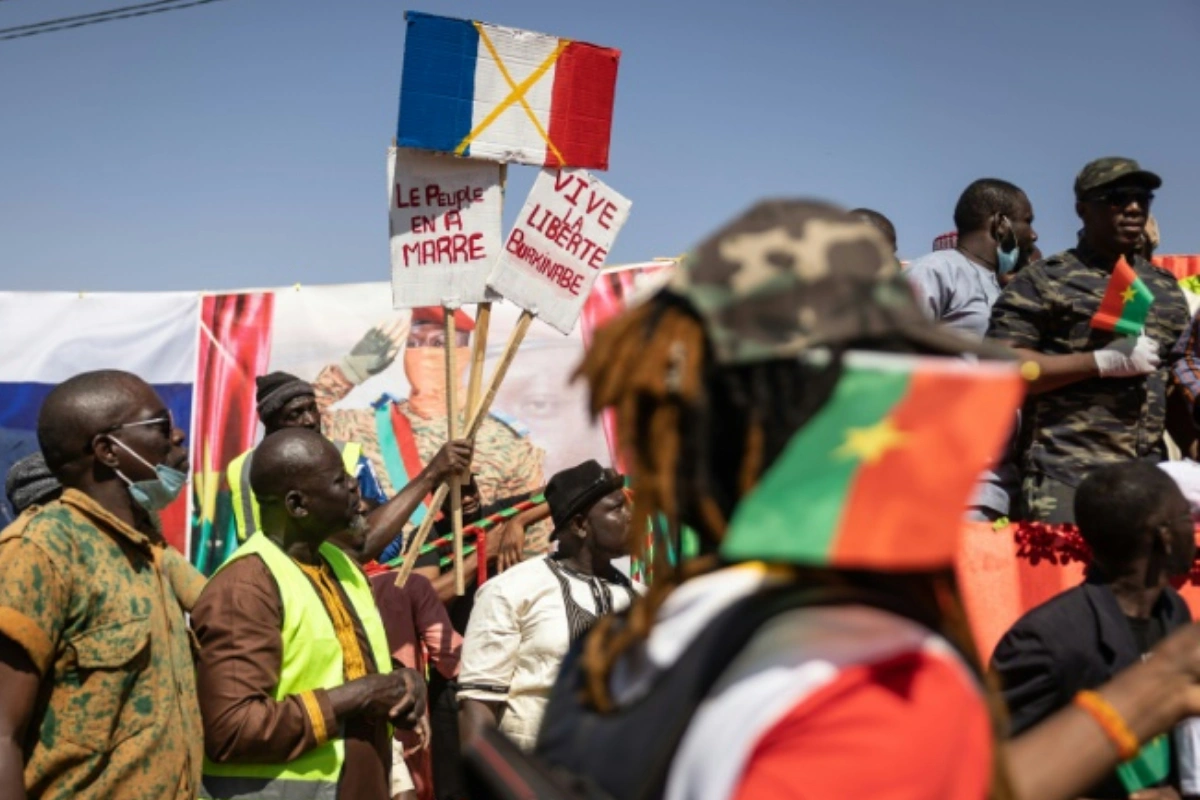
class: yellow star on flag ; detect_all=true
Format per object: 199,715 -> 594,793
1121,287 -> 1137,304
834,418 -> 908,464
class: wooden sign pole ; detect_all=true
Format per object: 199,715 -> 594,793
465,311 -> 532,440
445,310 -> 466,596
396,310 -> 534,587
466,165 -> 503,422
394,484 -> 449,587
465,304 -> 490,424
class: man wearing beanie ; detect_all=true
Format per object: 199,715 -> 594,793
225,371 -> 471,564
312,307 -> 549,561
226,371 -> 376,542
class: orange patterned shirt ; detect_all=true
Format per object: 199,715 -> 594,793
0,490 -> 203,800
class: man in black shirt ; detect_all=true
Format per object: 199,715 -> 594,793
992,460 -> 1196,797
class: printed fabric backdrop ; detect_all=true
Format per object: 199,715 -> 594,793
189,281 -> 623,571
0,273 -> 664,561
0,291 -> 199,550
6,257 -> 1200,661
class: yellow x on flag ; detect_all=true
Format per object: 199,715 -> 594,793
454,23 -> 568,164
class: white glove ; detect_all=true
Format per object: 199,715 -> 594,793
1093,334 -> 1161,378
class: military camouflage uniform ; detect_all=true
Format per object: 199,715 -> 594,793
0,490 -> 204,800
986,246 -> 1190,522
313,364 -> 551,555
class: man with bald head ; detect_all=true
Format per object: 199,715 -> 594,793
193,427 -> 427,800
227,371 -> 472,565
0,369 -> 205,799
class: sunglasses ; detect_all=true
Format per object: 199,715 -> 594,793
101,410 -> 174,439
1086,188 -> 1154,208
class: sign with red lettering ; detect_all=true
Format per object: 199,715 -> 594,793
389,147 -> 503,309
487,168 -> 631,334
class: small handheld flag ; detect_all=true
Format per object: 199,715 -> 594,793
719,352 -> 1024,570
1091,256 -> 1154,337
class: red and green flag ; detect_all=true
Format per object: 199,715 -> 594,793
1116,734 -> 1171,794
1091,256 -> 1155,337
720,352 -> 1025,570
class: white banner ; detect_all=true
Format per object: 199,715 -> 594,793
0,292 -> 199,383
388,147 -> 503,309
487,168 -> 631,334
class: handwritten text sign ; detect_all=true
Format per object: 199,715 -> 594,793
389,147 -> 502,309
487,169 -> 630,334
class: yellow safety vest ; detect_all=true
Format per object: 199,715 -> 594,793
227,440 -> 363,542
200,532 -> 392,800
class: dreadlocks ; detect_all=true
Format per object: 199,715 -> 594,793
574,292 -> 1017,800
575,294 -> 842,707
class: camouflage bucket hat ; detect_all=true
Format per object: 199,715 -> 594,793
1074,157 -> 1162,199
664,199 -> 1015,365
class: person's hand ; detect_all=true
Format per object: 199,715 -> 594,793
350,669 -> 427,725
403,716 -> 431,757
1130,788 -> 1182,799
1094,335 -> 1161,378
387,669 -> 427,728
342,320 -> 407,385
494,517 -> 526,574
427,440 -> 473,485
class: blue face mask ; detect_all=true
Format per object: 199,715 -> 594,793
995,218 -> 1020,276
109,437 -> 188,512
996,244 -> 1020,276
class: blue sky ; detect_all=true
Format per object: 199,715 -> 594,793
2,0 -> 1198,292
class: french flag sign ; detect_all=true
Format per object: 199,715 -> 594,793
397,12 -> 620,170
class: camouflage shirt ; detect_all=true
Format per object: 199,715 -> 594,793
986,247 -> 1191,485
313,365 -> 551,555
0,490 -> 204,800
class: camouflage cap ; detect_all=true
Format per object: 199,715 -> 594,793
1074,157 -> 1162,199
664,199 -> 1014,365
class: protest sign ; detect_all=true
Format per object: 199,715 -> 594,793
388,147 -> 504,589
487,168 -> 631,335
397,12 -> 620,170
388,147 -> 503,309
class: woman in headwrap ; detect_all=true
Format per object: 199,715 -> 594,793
527,200 -> 1200,800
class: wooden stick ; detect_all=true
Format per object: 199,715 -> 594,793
466,303 -> 491,428
393,310 -> 534,589
394,483 -> 449,588
445,310 -> 466,596
466,310 -> 533,440
464,165 -> 502,437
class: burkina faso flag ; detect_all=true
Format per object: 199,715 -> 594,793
1091,256 -> 1155,336
720,352 -> 1025,571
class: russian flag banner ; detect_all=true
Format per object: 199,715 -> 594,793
397,12 -> 620,170
0,292 -> 199,553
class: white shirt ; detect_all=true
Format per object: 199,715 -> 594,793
458,556 -> 642,751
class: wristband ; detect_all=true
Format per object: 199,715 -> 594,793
1073,690 -> 1139,761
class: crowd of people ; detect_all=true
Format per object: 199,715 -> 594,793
5,154 -> 1200,799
